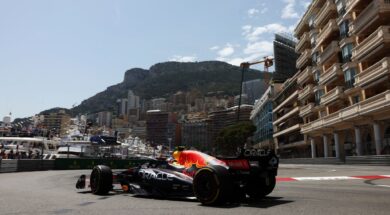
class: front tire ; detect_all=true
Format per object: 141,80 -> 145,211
193,166 -> 232,205
90,165 -> 113,195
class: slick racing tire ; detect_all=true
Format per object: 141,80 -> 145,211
193,166 -> 232,205
90,165 -> 113,195
246,175 -> 276,199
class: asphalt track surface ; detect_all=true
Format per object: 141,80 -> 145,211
1,164 -> 390,215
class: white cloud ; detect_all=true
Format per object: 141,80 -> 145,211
244,41 -> 273,55
281,0 -> 299,19
243,23 -> 289,42
169,55 -> 197,62
248,8 -> 259,17
218,44 -> 235,58
209,46 -> 219,51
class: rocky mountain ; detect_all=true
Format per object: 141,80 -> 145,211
71,61 -> 271,115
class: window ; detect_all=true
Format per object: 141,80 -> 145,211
353,95 -> 360,104
336,0 -> 346,16
344,68 -> 356,89
314,70 -> 321,83
341,43 -> 353,63
311,33 -> 317,47
315,89 -> 325,105
309,15 -> 316,30
312,52 -> 319,65
339,20 -> 349,39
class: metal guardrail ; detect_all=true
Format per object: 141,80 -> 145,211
280,155 -> 390,166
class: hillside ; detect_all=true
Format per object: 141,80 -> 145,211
71,61 -> 271,115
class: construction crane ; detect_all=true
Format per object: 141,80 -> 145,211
236,56 -> 274,122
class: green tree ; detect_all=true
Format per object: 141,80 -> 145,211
215,121 -> 256,156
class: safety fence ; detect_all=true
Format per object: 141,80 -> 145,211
0,158 -> 151,173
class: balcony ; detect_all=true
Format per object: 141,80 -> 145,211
297,66 -> 313,86
296,32 -> 310,53
315,0 -> 337,28
318,41 -> 341,65
273,124 -> 301,138
352,26 -> 390,62
296,49 -> 311,69
316,19 -> 339,48
349,0 -> 390,36
302,90 -> 390,134
273,107 -> 300,126
346,0 -> 362,14
320,86 -> 344,106
319,63 -> 343,85
299,103 -> 315,117
273,90 -> 298,113
355,57 -> 390,88
298,84 -> 314,101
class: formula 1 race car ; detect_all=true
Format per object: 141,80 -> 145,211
76,148 -> 279,205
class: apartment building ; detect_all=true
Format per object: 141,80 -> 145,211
294,0 -> 390,158
272,74 -> 307,158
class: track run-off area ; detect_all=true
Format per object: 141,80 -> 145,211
1,164 -> 389,215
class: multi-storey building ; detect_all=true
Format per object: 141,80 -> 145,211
273,33 -> 299,81
208,105 -> 253,148
295,0 -> 390,158
242,79 -> 267,105
181,119 -> 211,152
251,83 -> 283,149
146,110 -> 178,149
272,74 -> 307,158
97,111 -> 112,128
41,110 -> 71,136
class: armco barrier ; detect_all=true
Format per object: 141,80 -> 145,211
54,158 -> 152,170
17,160 -> 55,171
0,159 -> 18,173
0,159 -> 55,173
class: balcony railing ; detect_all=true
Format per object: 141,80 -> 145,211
298,84 -> 314,101
352,26 -> 390,62
349,0 -> 390,36
320,86 -> 344,106
318,41 -> 341,65
355,57 -> 390,88
297,66 -> 313,86
296,49 -> 311,69
345,0 -> 361,14
315,0 -> 337,28
302,90 -> 390,133
299,103 -> 315,117
273,107 -> 300,126
319,63 -> 342,85
296,32 -> 310,53
316,19 -> 339,48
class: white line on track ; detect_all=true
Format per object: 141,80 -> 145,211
375,185 -> 390,188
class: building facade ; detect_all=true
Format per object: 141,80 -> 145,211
146,110 -> 178,149
294,0 -> 390,158
181,120 -> 211,152
273,33 -> 299,81
251,83 -> 283,149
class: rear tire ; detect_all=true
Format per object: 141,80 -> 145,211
90,165 -> 113,195
246,175 -> 276,199
193,166 -> 232,205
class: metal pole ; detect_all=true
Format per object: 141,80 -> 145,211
237,65 -> 246,122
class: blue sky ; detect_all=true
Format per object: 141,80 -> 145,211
0,0 -> 310,119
